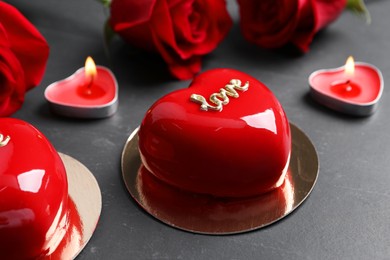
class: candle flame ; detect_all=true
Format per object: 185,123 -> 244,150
344,56 -> 355,77
85,56 -> 97,81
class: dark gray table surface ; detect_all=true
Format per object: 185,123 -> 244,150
5,0 -> 390,259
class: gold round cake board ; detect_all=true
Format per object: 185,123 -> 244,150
121,124 -> 319,234
50,153 -> 102,259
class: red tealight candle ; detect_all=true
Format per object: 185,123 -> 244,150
45,57 -> 118,118
329,57 -> 361,98
309,56 -> 383,116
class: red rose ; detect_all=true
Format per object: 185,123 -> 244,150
109,0 -> 232,80
0,2 -> 49,117
237,0 -> 347,52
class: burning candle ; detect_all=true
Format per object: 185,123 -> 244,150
309,56 -> 383,116
45,57 -> 118,118
84,56 -> 97,96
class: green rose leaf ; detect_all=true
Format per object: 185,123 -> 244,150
102,0 -> 112,8
347,0 -> 371,24
95,0 -> 111,8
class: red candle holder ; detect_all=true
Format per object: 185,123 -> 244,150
309,56 -> 383,116
45,57 -> 118,118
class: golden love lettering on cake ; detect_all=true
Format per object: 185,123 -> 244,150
0,118 -> 70,259
138,69 -> 291,197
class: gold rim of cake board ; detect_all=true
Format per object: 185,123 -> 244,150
50,153 -> 102,259
121,124 -> 319,235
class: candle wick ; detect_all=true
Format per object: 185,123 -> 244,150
344,79 -> 352,92
86,75 -> 94,95
88,75 -> 94,89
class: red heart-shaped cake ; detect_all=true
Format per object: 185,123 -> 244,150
0,118 -> 68,259
138,69 -> 291,197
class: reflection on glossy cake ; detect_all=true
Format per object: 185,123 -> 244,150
138,69 -> 291,197
0,118 -> 69,259
135,165 -> 294,232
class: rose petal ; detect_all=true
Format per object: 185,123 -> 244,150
0,2 -> 49,91
148,1 -> 192,60
0,45 -> 25,117
313,0 -> 347,32
291,0 -> 316,52
168,55 -> 202,80
110,0 -> 156,27
238,0 -> 300,48
238,0 -> 346,51
149,0 -> 202,79
190,0 -> 232,55
110,0 -> 231,79
169,0 -> 225,55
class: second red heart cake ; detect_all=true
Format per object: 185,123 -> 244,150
139,69 -> 291,197
0,118 -> 68,258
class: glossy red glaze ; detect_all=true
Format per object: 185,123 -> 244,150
45,66 -> 117,107
138,69 -> 291,198
0,118 -> 68,259
50,198 -> 83,260
309,62 -> 383,104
